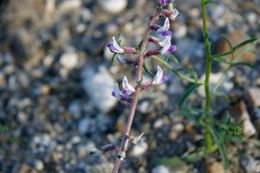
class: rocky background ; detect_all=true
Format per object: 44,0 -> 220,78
0,0 -> 259,173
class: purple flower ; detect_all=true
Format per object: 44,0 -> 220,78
164,45 -> 177,54
159,0 -> 172,6
152,66 -> 168,84
112,76 -> 135,101
158,35 -> 177,54
122,76 -> 135,95
116,55 -> 127,63
162,8 -> 179,20
112,83 -> 122,99
107,36 -> 124,54
159,36 -> 172,54
157,18 -> 172,37
170,8 -> 179,20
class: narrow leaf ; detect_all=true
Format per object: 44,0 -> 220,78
151,56 -> 202,84
143,62 -> 153,77
111,53 -> 117,64
233,36 -> 257,50
164,54 -> 179,64
178,83 -> 201,109
210,126 -> 229,169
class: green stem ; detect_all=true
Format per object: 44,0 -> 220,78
201,0 -> 214,152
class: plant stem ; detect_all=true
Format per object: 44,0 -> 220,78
201,0 -> 214,152
111,9 -> 161,173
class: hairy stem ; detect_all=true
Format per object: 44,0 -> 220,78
201,0 -> 214,152
111,9 -> 161,173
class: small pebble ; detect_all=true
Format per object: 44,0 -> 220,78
152,165 -> 170,173
34,160 -> 44,171
98,0 -> 127,14
60,51 -> 79,70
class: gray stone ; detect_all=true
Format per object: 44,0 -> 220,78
82,66 -> 116,113
240,154 -> 260,173
34,160 -> 44,171
98,0 -> 127,14
59,51 -> 79,70
69,101 -> 81,118
78,117 -> 92,134
152,165 -> 170,173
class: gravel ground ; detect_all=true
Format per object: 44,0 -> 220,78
0,0 -> 259,173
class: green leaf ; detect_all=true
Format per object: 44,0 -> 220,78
178,83 -> 201,109
212,35 -> 257,59
115,33 -> 122,45
211,91 -> 230,103
180,108 -> 203,123
156,157 -> 185,167
221,35 -> 234,60
156,147 -> 207,167
143,62 -> 153,77
177,68 -> 199,82
229,62 -> 254,68
111,53 -> 117,64
150,56 -> 203,84
213,57 -> 254,67
136,40 -> 143,51
233,36 -> 257,50
164,54 -> 179,64
210,126 -> 229,169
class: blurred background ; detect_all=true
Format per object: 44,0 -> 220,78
0,0 -> 259,172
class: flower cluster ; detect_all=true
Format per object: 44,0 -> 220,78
107,0 -> 179,103
112,66 -> 167,102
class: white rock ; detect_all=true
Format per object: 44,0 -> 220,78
98,0 -> 127,14
243,119 -> 256,138
34,160 -> 44,171
153,119 -> 164,129
82,66 -> 116,112
32,134 -> 52,147
246,12 -> 257,24
60,52 -> 79,70
132,142 -> 148,156
152,165 -> 170,173
71,136 -> 81,144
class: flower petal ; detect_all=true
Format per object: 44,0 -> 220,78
159,0 -> 172,6
157,18 -> 170,33
122,76 -> 135,95
152,66 -> 164,85
159,36 -> 172,54
117,55 -> 126,63
170,8 -> 179,20
165,45 -> 177,54
112,83 -> 121,98
107,43 -> 118,53
112,36 -> 124,53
